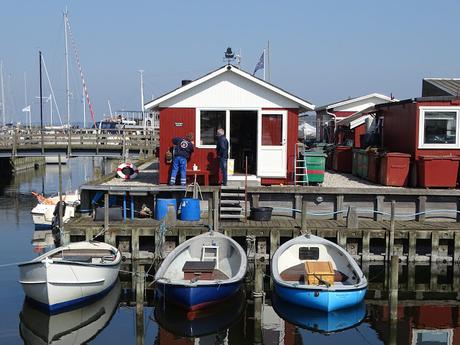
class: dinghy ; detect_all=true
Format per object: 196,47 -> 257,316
271,234 -> 367,312
19,241 -> 121,312
272,293 -> 366,333
154,231 -> 247,310
31,192 -> 80,230
19,280 -> 120,344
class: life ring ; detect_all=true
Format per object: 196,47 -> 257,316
117,162 -> 139,180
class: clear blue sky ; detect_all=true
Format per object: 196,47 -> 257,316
1,0 -> 460,124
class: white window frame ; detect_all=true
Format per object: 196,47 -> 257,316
195,108 -> 229,149
418,106 -> 460,149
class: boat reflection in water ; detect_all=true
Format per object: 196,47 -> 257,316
272,293 -> 366,334
19,280 -> 121,345
154,288 -> 245,339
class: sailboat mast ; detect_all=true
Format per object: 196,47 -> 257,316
64,9 -> 70,127
0,61 -> 5,127
138,69 -> 145,121
39,51 -> 43,130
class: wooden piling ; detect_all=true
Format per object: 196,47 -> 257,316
389,255 -> 399,321
346,206 -> 358,229
213,189 -> 219,232
135,264 -> 145,345
335,194 -> 344,221
270,229 -> 280,259
301,199 -> 308,234
104,193 -> 109,234
389,200 -> 396,258
253,258 -> 264,345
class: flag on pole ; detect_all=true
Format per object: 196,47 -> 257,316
22,105 -> 30,112
252,51 -> 264,76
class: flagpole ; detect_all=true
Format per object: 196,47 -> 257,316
267,40 -> 270,82
263,48 -> 266,81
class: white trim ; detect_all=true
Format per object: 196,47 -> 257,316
195,108 -> 227,149
257,109 -> 288,177
322,93 -> 396,111
195,107 -> 259,149
144,65 -> 315,111
418,106 -> 460,149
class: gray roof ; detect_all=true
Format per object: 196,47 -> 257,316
423,78 -> 460,97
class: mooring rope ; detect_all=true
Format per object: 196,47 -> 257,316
271,206 -> 460,219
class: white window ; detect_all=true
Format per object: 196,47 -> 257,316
196,109 -> 227,148
419,106 -> 460,148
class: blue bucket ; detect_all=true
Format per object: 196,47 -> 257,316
179,198 -> 201,221
155,198 -> 177,220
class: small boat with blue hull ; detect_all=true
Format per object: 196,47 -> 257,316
18,241 -> 121,313
154,231 -> 247,310
271,234 -> 367,312
272,292 -> 366,333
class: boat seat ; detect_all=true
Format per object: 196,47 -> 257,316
61,255 -> 92,263
280,262 -> 348,285
181,261 -> 230,281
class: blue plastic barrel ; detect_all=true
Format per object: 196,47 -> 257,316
179,198 -> 201,221
155,198 -> 177,220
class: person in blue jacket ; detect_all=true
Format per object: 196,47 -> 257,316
216,128 -> 229,186
169,133 -> 194,186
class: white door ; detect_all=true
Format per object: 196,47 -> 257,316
257,110 -> 287,177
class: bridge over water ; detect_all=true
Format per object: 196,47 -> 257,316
0,128 -> 159,158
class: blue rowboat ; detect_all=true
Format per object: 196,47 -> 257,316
271,234 -> 367,312
154,231 -> 247,310
272,292 -> 366,333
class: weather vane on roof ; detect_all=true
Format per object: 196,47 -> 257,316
223,47 -> 236,65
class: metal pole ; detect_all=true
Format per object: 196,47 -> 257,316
39,52 -> 43,130
267,40 -> 270,82
39,51 -> 44,154
138,70 -> 145,124
58,154 -> 64,243
0,60 -> 5,127
263,48 -> 266,81
244,156 -> 248,222
64,9 -> 70,128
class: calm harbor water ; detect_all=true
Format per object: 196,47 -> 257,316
0,157 -> 458,344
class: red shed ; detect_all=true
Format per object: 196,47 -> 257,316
144,64 -> 315,185
378,96 -> 460,187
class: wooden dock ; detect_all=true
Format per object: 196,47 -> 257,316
63,214 -> 460,263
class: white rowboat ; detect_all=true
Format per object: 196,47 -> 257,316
18,241 -> 121,312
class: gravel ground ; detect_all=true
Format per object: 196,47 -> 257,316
321,171 -> 403,189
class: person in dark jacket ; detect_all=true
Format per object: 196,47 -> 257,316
216,128 -> 229,186
169,133 -> 194,186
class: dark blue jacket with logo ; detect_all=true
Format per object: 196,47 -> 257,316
172,137 -> 194,159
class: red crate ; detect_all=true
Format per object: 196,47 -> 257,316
332,146 -> 352,173
379,152 -> 411,187
367,152 -> 381,183
417,155 -> 460,188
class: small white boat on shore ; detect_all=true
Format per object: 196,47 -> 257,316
18,241 -> 121,313
31,192 -> 80,230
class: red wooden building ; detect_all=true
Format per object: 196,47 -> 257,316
144,64 -> 315,185
377,96 -> 460,186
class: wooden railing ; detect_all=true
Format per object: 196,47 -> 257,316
0,128 -> 159,157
